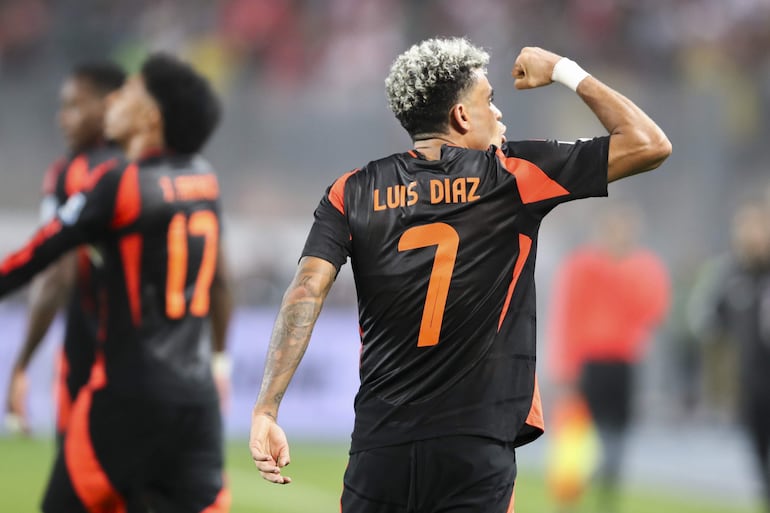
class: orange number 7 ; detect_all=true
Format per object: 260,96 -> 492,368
166,210 -> 219,319
398,223 -> 459,347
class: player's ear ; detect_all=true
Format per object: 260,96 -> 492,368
450,103 -> 471,134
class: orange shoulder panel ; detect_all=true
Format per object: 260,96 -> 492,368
328,169 -> 359,215
496,148 -> 569,204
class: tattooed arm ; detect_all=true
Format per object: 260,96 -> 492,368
249,256 -> 337,484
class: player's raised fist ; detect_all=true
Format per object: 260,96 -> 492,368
512,47 -> 563,90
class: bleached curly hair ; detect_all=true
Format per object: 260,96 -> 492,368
385,37 -> 489,139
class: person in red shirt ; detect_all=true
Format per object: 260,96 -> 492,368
547,203 -> 670,512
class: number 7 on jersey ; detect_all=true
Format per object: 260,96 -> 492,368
398,223 -> 459,347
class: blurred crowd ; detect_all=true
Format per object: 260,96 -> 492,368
2,0 -> 770,89
1,2 -> 770,336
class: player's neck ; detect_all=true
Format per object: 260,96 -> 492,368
413,135 -> 460,161
71,136 -> 103,155
124,133 -> 165,161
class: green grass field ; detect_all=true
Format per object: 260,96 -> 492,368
0,436 -> 761,513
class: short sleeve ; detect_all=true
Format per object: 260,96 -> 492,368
0,162 -> 122,296
498,137 -> 609,213
301,186 -> 352,272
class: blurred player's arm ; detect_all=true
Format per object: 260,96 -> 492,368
512,47 -> 672,182
1,162 -> 118,434
210,242 -> 234,409
249,256 -> 337,484
5,251 -> 77,433
0,164 -> 120,298
210,243 -> 234,354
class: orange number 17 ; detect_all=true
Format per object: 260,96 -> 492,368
398,223 -> 459,347
166,210 -> 219,319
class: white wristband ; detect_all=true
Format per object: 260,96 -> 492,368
551,57 -> 590,92
212,352 -> 232,379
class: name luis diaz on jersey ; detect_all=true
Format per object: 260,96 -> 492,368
373,177 -> 480,211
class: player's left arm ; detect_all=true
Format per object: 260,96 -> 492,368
210,242 -> 234,354
210,241 -> 234,410
512,46 -> 672,182
250,255 -> 337,484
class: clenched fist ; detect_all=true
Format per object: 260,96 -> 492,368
512,47 -> 563,90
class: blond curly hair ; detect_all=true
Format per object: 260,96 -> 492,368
385,37 -> 489,139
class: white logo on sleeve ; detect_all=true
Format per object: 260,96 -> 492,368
57,193 -> 86,225
39,196 -> 58,223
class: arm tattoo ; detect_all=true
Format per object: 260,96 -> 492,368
255,262 -> 335,415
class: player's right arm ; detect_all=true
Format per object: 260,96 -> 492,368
5,252 -> 76,433
4,158 -> 78,432
249,175 -> 351,484
512,47 -> 672,182
250,256 -> 337,484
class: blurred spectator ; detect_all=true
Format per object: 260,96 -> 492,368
310,0 -> 404,104
218,0 -> 308,89
547,203 -> 670,513
688,198 -> 770,512
0,0 -> 50,74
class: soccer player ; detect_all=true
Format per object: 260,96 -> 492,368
4,61 -> 125,438
0,54 -> 230,513
249,38 -> 671,512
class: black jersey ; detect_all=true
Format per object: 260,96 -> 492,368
302,138 -> 609,452
2,152 -> 222,404
40,144 -> 121,422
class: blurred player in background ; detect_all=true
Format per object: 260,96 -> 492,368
4,61 -> 125,438
547,203 -> 670,513
689,198 -> 770,512
0,53 -> 231,513
249,37 -> 671,513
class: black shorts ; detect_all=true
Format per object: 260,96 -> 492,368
341,435 -> 516,513
42,383 -> 229,513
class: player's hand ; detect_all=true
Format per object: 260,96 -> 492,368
249,411 -> 292,484
512,47 -> 563,90
5,367 -> 31,435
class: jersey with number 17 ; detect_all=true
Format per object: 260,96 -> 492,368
302,138 -> 610,452
0,153 -> 222,405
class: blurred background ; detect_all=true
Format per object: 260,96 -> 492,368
1,0 -> 770,512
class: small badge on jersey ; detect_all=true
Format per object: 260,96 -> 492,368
38,195 -> 59,224
57,193 -> 86,225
